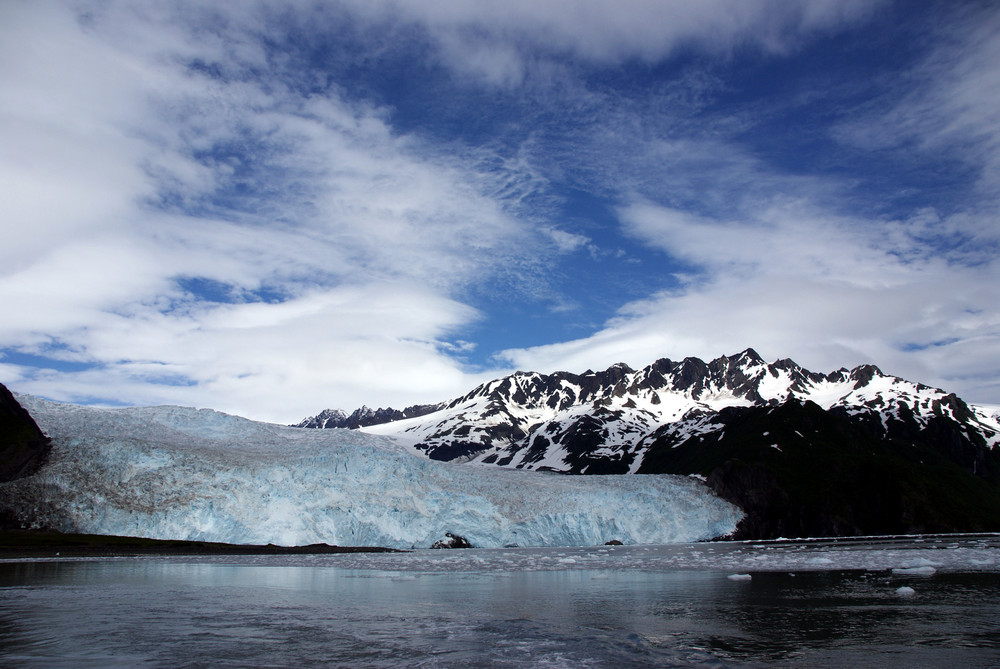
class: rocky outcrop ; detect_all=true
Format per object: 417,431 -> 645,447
0,384 -> 50,483
296,404 -> 442,429
430,532 -> 473,549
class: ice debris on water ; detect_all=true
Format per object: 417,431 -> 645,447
892,558 -> 940,576
727,573 -> 752,581
895,586 -> 916,597
807,557 -> 834,565
197,535 -> 1000,573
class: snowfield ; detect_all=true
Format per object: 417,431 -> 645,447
0,396 -> 742,548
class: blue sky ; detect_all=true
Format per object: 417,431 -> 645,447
1,0 -> 998,422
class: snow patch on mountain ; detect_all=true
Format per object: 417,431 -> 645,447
308,350 -> 1000,472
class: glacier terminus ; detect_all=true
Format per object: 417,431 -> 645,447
0,395 -> 741,548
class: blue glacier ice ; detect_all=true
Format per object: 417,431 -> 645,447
1,396 -> 742,548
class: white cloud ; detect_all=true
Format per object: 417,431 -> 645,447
340,0 -> 883,83
10,284 -> 484,424
833,3 -> 1000,200
620,200 -> 922,286
5,279 -> 494,421
0,4 -> 155,270
0,1 -> 559,421
503,199 -> 1000,404
496,3 -> 1000,406
2,0 -> 998,422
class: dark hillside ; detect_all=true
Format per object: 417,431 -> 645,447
0,384 -> 50,483
639,399 -> 1000,540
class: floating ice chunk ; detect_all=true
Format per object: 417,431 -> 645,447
895,586 -> 916,597
727,573 -> 752,581
902,558 -> 941,568
892,566 -> 937,576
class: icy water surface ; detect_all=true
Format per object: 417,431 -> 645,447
1,535 -> 999,667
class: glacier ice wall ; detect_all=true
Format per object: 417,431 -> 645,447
0,397 -> 742,548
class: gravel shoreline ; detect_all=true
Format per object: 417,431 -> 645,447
0,529 -> 403,558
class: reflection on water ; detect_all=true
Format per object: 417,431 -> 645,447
1,545 -> 999,667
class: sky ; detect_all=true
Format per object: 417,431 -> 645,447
1,0 -> 999,423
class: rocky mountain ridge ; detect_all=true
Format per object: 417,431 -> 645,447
300,348 -> 999,474
297,404 -> 442,430
300,349 -> 1000,538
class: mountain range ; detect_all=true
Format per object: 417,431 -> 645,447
299,349 -> 1000,539
2,349 -> 998,543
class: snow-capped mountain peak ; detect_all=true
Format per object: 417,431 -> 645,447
300,350 -> 1000,475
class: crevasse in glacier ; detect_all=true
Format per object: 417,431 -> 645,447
0,396 -> 742,548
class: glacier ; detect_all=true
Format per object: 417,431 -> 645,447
0,396 -> 742,548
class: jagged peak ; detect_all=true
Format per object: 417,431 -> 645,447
300,350 -> 984,454
677,356 -> 711,377
647,357 -> 679,373
681,355 -> 707,365
734,347 -> 765,365
607,361 -> 634,373
295,407 -> 347,428
849,363 -> 885,386
771,357 -> 800,371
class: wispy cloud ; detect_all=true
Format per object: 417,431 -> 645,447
497,2 -> 1000,404
504,198 -> 999,398
1,0 -> 998,420
833,3 -> 1000,201
0,1 -> 561,420
342,0 -> 883,84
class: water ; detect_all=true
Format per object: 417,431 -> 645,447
1,536 -> 999,667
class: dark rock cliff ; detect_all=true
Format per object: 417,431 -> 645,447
638,399 -> 1000,539
0,384 -> 50,483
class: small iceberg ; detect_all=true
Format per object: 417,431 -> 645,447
892,566 -> 937,576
